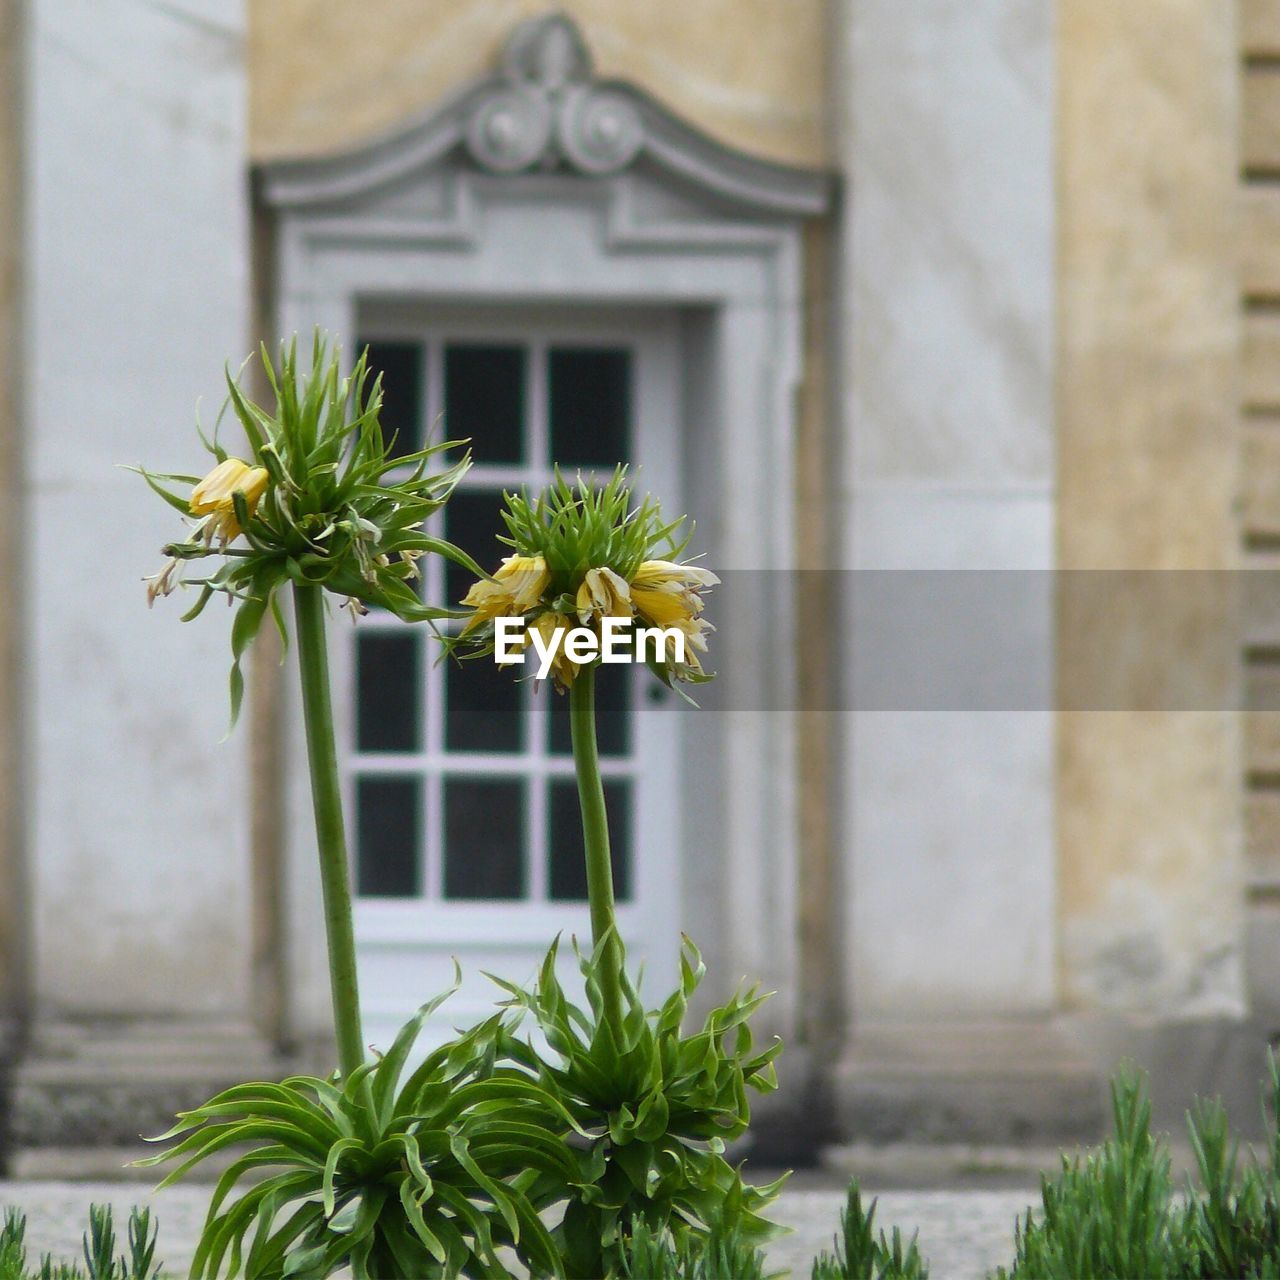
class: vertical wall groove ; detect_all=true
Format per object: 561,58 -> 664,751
0,0 -> 30,1036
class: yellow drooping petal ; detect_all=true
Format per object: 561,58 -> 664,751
493,554 -> 551,612
632,559 -> 720,592
191,458 -> 270,542
576,566 -> 632,623
631,584 -> 696,628
459,555 -> 549,636
631,559 -> 718,630
631,560 -> 717,681
190,458 -> 252,513
533,611 -> 581,689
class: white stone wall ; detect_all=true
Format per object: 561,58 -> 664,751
25,0 -> 251,1017
834,1 -> 1058,1018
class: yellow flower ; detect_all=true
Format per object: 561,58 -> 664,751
641,611 -> 714,673
630,560 -> 718,677
460,554 -> 549,636
576,566 -> 632,623
533,610 -> 581,689
630,560 -> 717,623
490,610 -> 580,687
190,458 -> 270,543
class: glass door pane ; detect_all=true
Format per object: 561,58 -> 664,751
352,327 -> 646,911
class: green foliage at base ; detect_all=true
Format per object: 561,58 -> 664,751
494,935 -> 787,1279
0,1205 -> 161,1280
810,1184 -> 929,1280
993,1058 -> 1280,1279
139,982 -> 569,1280
142,938 -> 785,1279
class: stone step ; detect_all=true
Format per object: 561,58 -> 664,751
6,1021 -> 299,1153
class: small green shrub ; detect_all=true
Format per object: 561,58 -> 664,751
993,1057 -> 1280,1280
1176,1089 -> 1280,1279
615,1217 -> 773,1280
994,1068 -> 1181,1279
0,1210 -> 27,1280
810,1183 -> 928,1280
0,1205 -> 161,1280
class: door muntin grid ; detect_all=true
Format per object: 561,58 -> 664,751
349,327 -> 645,910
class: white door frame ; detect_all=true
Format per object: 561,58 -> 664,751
270,166 -> 810,1057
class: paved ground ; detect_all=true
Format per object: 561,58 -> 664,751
770,1180 -> 1033,1279
0,1176 -> 1037,1278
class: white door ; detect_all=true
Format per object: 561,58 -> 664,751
341,307 -> 683,1051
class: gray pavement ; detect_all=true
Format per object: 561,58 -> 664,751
0,1177 -> 1037,1278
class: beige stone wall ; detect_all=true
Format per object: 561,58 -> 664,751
249,0 -> 828,167
0,0 -> 26,1021
1240,0 -> 1280,1027
1056,2 -> 1244,1015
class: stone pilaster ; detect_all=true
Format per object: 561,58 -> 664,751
828,0 -> 1100,1142
1056,1 -> 1244,1020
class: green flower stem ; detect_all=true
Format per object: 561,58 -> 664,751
293,583 -> 365,1080
569,663 -> 624,1034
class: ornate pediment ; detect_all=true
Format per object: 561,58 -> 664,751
463,14 -> 643,176
258,12 -> 832,218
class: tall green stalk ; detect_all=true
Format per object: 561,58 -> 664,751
569,664 -> 624,1035
293,583 -> 364,1080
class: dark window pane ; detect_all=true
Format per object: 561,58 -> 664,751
356,632 -> 420,752
362,340 -> 423,460
446,653 -> 523,753
548,779 -> 631,901
444,779 -> 526,899
445,344 -> 525,465
549,662 -> 631,757
356,776 -> 421,897
444,487 -> 510,608
548,347 -> 630,470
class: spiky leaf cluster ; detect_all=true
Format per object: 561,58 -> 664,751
137,335 -> 481,722
138,982 -> 577,1280
493,935 -> 786,1279
497,468 -> 689,603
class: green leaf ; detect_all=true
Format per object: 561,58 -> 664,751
372,965 -> 460,1128
321,1136 -> 364,1218
396,1179 -> 447,1265
223,364 -> 269,460
131,465 -> 198,515
179,585 -> 214,624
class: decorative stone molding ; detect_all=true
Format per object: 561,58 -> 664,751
258,12 -> 832,219
464,15 -> 643,176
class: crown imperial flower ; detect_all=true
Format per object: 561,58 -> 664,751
136,334 -> 477,724
447,470 -> 716,696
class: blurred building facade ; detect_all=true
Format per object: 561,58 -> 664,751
0,0 -> 1270,1162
